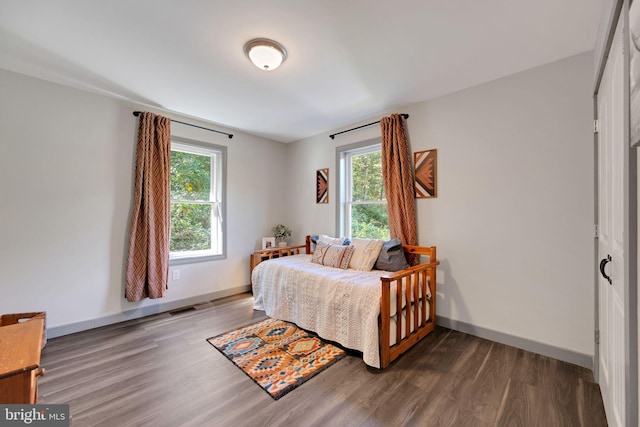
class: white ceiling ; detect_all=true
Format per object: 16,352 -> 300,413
0,0 -> 604,143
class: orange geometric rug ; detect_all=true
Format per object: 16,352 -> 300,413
207,318 -> 346,400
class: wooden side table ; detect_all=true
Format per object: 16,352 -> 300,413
0,318 -> 46,403
250,244 -> 307,288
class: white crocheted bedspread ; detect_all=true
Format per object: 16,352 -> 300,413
252,254 -> 385,368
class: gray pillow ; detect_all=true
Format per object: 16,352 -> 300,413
374,238 -> 410,271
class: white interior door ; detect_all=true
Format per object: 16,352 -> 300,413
597,14 -> 626,427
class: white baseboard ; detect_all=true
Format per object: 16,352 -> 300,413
47,285 -> 251,339
437,316 -> 593,370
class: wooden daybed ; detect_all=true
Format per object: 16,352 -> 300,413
252,235 -> 439,369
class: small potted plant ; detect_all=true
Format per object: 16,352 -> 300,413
272,224 -> 292,247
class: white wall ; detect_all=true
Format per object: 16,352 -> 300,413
0,69 -> 288,334
286,52 -> 595,360
0,51 -> 596,360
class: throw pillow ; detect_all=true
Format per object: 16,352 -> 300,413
311,242 -> 355,269
348,238 -> 385,271
311,235 -> 351,246
318,234 -> 346,245
374,238 -> 410,271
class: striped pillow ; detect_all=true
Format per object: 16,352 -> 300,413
311,242 -> 355,269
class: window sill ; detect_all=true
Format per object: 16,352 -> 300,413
170,254 -> 225,265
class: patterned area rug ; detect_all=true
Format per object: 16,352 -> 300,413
207,318 -> 346,400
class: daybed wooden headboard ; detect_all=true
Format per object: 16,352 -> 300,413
304,235 -> 312,254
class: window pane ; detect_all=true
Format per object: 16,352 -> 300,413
170,203 -> 211,252
170,151 -> 211,201
351,151 -> 385,201
351,203 -> 389,240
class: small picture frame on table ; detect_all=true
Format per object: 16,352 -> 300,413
262,237 -> 276,249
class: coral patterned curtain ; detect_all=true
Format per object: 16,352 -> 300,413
380,114 -> 418,264
125,112 -> 171,302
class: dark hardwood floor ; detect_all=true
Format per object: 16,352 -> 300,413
38,293 -> 608,426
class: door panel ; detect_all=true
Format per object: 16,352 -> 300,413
597,13 -> 626,427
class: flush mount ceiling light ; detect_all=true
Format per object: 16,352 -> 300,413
243,38 -> 287,71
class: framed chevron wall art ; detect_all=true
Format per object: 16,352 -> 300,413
414,149 -> 437,198
316,168 -> 329,203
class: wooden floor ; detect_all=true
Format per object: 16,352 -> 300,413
39,293 -> 608,427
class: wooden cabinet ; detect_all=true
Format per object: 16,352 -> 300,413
250,244 -> 307,287
0,318 -> 45,403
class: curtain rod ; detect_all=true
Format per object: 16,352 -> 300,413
329,113 -> 409,140
132,111 -> 233,139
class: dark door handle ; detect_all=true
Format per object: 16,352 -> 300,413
599,255 -> 612,285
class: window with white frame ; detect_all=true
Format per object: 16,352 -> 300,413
170,138 -> 226,262
338,140 -> 390,240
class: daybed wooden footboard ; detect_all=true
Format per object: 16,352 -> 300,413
379,246 -> 439,368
